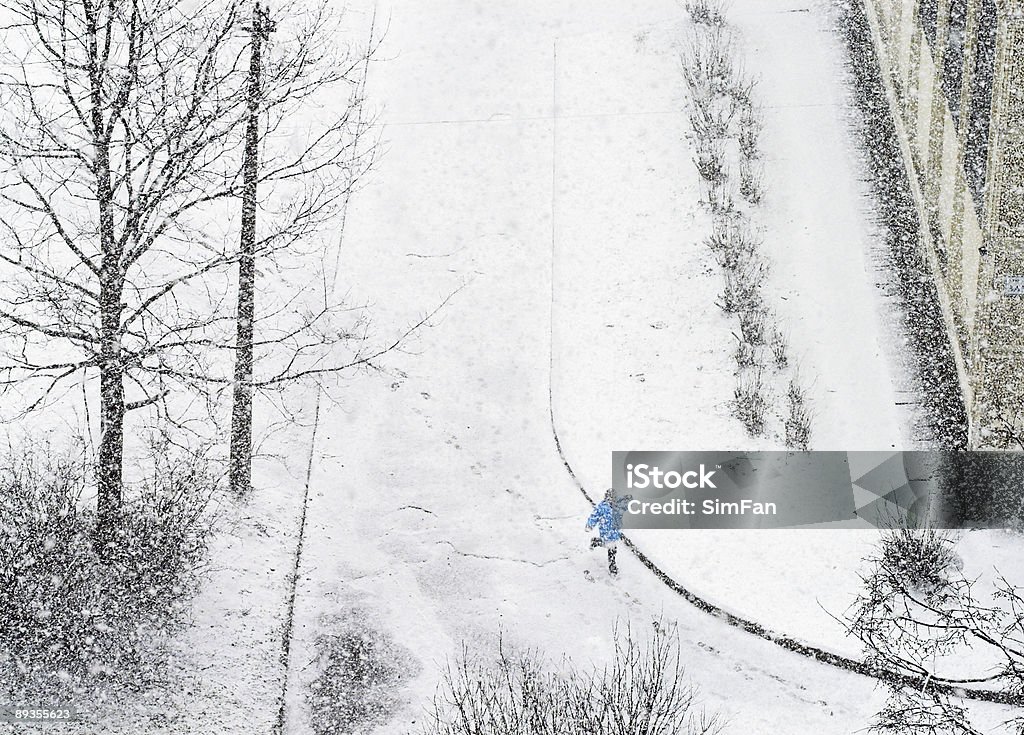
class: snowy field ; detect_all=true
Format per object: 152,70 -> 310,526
1,1 -> 1021,734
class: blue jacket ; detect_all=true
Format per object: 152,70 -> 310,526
587,498 -> 630,543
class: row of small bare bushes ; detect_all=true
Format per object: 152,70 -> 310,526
683,0 -> 812,446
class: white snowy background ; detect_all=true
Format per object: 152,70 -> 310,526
3,1 -> 1022,733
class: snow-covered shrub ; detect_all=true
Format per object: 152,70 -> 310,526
728,73 -> 756,112
784,377 -> 804,408
705,218 -> 733,253
307,613 -> 418,735
685,0 -> 727,27
693,140 -> 726,184
768,326 -> 788,368
711,243 -> 740,271
737,107 -> 761,160
877,527 -> 960,594
733,368 -> 769,436
582,622 -> 724,735
423,641 -> 572,735
689,103 -> 736,143
0,446 -> 95,688
733,335 -> 757,369
739,158 -> 763,204
680,29 -> 735,100
421,622 -> 723,735
708,221 -> 760,271
106,448 -> 214,629
0,442 -> 215,696
719,257 -> 765,313
784,378 -> 812,450
682,30 -> 746,145
738,308 -> 766,346
870,689 -> 980,735
706,179 -> 735,215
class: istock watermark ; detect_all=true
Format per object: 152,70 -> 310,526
625,462 -> 718,490
627,497 -> 777,516
612,450 -> 1024,529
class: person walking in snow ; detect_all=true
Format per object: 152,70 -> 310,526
586,489 -> 630,576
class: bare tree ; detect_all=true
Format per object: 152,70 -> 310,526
225,0 -> 380,496
0,0 -> 253,550
228,1 -> 268,497
0,0 -> 384,548
844,528 -> 1024,733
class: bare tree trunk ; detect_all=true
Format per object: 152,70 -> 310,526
97,324 -> 125,552
229,2 -> 267,496
1,0 -> 389,517
96,151 -> 126,550
91,7 -> 126,551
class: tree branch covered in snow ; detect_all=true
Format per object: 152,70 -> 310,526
845,528 -> 1024,733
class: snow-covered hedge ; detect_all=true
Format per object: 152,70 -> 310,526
421,621 -> 723,735
0,442 -> 215,697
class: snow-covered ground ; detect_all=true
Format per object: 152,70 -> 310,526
553,0 -> 918,660
280,1 -> 907,732
6,2 -> 1021,734
270,1 -> 999,732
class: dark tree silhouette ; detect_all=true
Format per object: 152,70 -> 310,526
0,0 -> 384,546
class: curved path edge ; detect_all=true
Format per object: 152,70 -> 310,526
547,398 -> 1020,707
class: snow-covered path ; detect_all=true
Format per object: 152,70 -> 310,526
275,2 -> 917,733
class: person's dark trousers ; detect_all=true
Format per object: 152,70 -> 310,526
608,546 -> 618,575
590,536 -> 603,549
